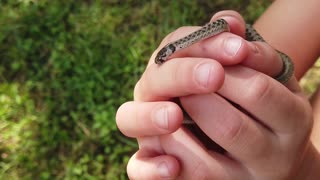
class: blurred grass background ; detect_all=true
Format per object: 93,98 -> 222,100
0,0 -> 318,179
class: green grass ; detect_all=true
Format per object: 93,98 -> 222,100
0,0 -> 279,179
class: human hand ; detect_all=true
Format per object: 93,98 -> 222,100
116,11 -> 317,179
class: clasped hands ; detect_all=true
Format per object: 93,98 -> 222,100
116,11 -> 315,180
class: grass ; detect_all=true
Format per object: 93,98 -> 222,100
1,0 -> 318,179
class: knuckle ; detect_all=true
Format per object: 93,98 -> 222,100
244,73 -> 272,104
223,114 -> 271,160
224,114 -> 248,144
228,120 -> 269,160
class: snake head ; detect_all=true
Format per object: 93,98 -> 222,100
155,44 -> 176,64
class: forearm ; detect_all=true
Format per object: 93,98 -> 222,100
254,0 -> 320,79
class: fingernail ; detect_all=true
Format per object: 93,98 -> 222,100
153,107 -> 169,130
158,162 -> 170,178
195,63 -> 213,88
224,37 -> 242,56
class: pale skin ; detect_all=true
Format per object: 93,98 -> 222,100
116,0 -> 320,179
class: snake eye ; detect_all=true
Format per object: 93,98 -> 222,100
155,55 -> 165,64
168,44 -> 176,53
155,49 -> 167,64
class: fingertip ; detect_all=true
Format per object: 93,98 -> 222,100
127,153 -> 181,180
211,10 -> 246,38
203,34 -> 250,65
116,101 -> 129,125
116,101 -> 183,138
115,101 -> 134,135
197,60 -> 225,92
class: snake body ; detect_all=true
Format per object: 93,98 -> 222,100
154,19 -> 294,124
244,24 -> 294,84
155,19 -> 294,84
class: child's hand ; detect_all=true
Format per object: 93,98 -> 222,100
116,11 -> 317,179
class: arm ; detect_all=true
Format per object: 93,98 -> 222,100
254,0 -> 320,79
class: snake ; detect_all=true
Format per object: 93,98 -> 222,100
155,19 -> 294,83
154,19 -> 294,124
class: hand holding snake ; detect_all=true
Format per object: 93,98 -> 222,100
155,19 -> 294,84
154,18 -> 294,125
117,11 -> 313,179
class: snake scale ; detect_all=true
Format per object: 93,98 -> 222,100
154,19 -> 294,125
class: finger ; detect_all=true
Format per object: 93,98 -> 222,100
134,58 -> 224,101
152,27 -> 292,86
148,11 -> 248,67
116,101 -> 183,137
242,41 -> 298,90
180,93 -> 275,165
127,151 -> 180,180
157,11 -> 246,50
218,65 -> 312,135
148,10 -> 296,90
153,31 -> 296,91
159,128 -> 248,179
169,33 -> 249,66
